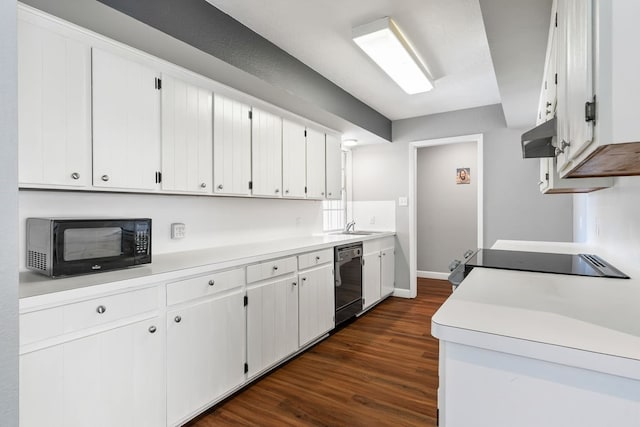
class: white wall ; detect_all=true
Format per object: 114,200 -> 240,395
574,176 -> 640,269
417,142 -> 478,273
352,104 -> 574,290
19,191 -> 323,271
0,0 -> 19,424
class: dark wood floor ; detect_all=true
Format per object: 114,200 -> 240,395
187,278 -> 452,427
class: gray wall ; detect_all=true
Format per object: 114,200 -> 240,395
352,104 -> 574,290
417,142 -> 478,272
0,0 -> 19,425
23,0 -> 391,141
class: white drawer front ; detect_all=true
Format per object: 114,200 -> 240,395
166,267 -> 245,306
63,286 -> 159,334
298,248 -> 333,270
20,308 -> 64,347
246,256 -> 297,284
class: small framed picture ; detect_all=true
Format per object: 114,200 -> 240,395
456,168 -> 471,184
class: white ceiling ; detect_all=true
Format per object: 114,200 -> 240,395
206,0 -> 502,121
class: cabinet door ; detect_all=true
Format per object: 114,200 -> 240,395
18,19 -> 91,187
20,318 -> 164,427
362,252 -> 381,310
298,264 -> 334,347
247,277 -> 298,378
282,119 -> 307,198
325,134 -> 342,200
557,0 -> 594,171
251,108 -> 283,197
92,48 -> 161,190
166,289 -> 245,426
305,128 -> 326,199
380,246 -> 395,298
161,74 -> 212,193
213,94 -> 251,195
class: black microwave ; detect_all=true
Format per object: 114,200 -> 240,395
26,218 -> 152,277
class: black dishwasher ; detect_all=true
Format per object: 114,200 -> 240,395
334,242 -> 363,326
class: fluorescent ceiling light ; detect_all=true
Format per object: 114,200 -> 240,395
342,139 -> 359,147
353,17 -> 433,94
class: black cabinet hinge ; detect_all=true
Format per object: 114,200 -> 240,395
555,12 -> 558,28
304,186 -> 307,194
244,363 -> 248,374
248,110 -> 252,120
555,73 -> 557,85
244,295 -> 248,306
154,77 -> 162,90
248,181 -> 253,190
155,171 -> 162,184
585,95 -> 596,124
304,129 -> 307,137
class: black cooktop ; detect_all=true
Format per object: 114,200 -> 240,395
464,249 -> 629,279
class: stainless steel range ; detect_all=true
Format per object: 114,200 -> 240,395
334,242 -> 363,326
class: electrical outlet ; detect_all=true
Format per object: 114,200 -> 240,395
398,196 -> 408,207
369,216 -> 376,225
171,223 -> 186,239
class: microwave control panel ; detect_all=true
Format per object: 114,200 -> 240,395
134,222 -> 151,255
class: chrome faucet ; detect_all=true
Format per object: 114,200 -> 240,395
345,221 -> 356,232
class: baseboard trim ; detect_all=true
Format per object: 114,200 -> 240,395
392,288 -> 414,299
417,270 -> 449,280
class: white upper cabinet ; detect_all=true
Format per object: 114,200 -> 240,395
556,0 -> 594,172
325,134 -> 342,200
553,0 -> 640,178
92,48 -> 161,190
161,74 -> 212,193
282,119 -> 307,198
213,94 -> 252,196
305,128 -> 326,199
18,16 -> 91,188
251,108 -> 283,197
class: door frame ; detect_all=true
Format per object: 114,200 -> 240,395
407,133 -> 484,297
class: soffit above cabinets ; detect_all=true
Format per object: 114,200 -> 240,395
205,0 -> 502,121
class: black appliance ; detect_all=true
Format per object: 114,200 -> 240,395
26,218 -> 152,277
449,248 -> 629,288
334,242 -> 363,326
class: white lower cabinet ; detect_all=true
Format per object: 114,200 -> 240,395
20,317 -> 164,427
298,263 -> 335,347
362,237 -> 396,310
246,276 -> 299,378
362,251 -> 382,310
166,284 -> 245,426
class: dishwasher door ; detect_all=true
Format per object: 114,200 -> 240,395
334,243 -> 363,326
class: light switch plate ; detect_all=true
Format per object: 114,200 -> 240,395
171,223 -> 186,239
398,196 -> 408,207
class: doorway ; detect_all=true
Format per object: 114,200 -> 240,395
407,134 -> 483,297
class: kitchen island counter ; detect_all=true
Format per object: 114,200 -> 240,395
432,240 -> 640,427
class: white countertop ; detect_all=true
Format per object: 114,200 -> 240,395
19,231 -> 395,305
432,240 -> 640,379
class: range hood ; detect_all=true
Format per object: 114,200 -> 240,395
521,117 -> 556,158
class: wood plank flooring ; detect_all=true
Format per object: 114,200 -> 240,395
187,278 -> 452,427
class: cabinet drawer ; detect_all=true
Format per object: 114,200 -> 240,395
166,267 -> 245,306
63,286 -> 159,334
246,256 -> 297,284
363,236 -> 395,254
298,248 -> 333,270
21,286 -> 159,345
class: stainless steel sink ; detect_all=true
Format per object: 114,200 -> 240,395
333,230 -> 379,236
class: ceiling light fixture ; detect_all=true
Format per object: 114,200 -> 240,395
342,139 -> 359,147
352,17 -> 433,94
